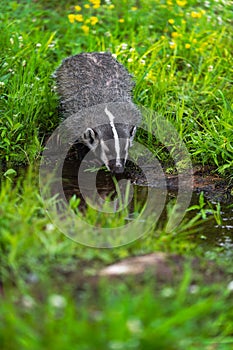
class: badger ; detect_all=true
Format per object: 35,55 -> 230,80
54,52 -> 141,174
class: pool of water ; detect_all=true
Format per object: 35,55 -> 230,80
62,158 -> 233,249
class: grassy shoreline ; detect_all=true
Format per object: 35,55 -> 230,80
1,1 -> 233,348
1,0 -> 232,173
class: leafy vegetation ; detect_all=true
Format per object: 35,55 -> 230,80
0,0 -> 232,171
0,0 -> 233,349
1,169 -> 233,349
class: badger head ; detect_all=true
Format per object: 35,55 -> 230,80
82,107 -> 137,174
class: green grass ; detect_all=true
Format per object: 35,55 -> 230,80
1,153 -> 233,349
1,0 -> 233,349
0,0 -> 232,171
1,279 -> 233,350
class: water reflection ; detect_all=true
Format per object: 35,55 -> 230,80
62,158 -> 233,249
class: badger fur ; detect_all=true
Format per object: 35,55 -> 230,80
54,52 -> 141,174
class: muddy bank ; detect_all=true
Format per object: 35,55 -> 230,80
62,158 -> 232,203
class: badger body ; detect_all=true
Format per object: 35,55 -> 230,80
54,52 -> 141,173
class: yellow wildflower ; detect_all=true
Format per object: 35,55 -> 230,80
185,43 -> 191,49
131,6 -> 138,11
145,70 -> 155,82
90,16 -> 98,25
192,38 -> 197,44
81,25 -> 90,34
89,0 -> 101,9
169,41 -> 176,49
68,14 -> 76,23
171,32 -> 179,38
167,0 -> 173,5
75,14 -> 84,22
84,4 -> 90,8
75,5 -> 82,11
119,18 -> 125,23
176,0 -> 187,6
161,35 -> 166,40
191,11 -> 202,18
108,4 -> 115,9
168,19 -> 175,24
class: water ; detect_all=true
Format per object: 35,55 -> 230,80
62,158 -> 233,249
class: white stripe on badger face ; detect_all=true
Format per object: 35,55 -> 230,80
104,107 -> 121,165
124,138 -> 130,165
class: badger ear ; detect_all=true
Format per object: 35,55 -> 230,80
83,128 -> 99,151
129,126 -> 137,146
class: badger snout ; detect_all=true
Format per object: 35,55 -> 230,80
108,159 -> 125,174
